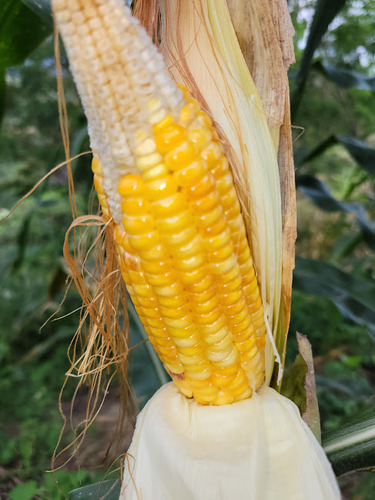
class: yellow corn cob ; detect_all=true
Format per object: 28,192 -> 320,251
53,0 -> 266,405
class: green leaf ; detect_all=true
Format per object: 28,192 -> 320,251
291,0 -> 347,118
9,481 -> 38,500
313,61 -> 375,91
338,136 -> 375,177
69,479 -> 121,500
0,0 -> 51,69
21,0 -> 53,28
323,402 -> 375,475
294,257 -> 375,341
296,175 -> 375,251
296,134 -> 375,177
0,67 -> 5,127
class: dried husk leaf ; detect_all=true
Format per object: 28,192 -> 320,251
226,0 -> 296,387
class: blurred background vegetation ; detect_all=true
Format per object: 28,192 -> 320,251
0,0 -> 374,498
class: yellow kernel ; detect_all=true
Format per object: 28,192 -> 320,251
185,366 -> 212,380
193,296 -> 220,314
134,137 -> 157,156
158,295 -> 187,308
164,141 -> 198,171
231,315 -> 252,334
136,152 -> 163,171
151,194 -> 186,217
178,343 -> 204,357
142,259 -> 170,274
173,332 -> 200,346
196,205 -> 223,228
189,286 -> 216,303
201,142 -> 223,167
194,307 -> 222,325
140,244 -> 165,260
142,163 -> 169,180
180,268 -> 206,285
188,275 -> 214,293
118,175 -> 144,197
204,326 -> 230,344
199,316 -> 226,335
214,391 -> 235,405
156,210 -> 191,233
121,197 -> 150,216
167,227 -> 196,246
210,253 -> 237,275
226,307 -> 249,326
145,176 -> 178,201
93,174 -> 104,194
91,157 -> 102,175
206,343 -> 235,363
185,173 -> 215,199
225,297 -> 247,316
159,305 -> 190,319
215,173 -> 233,193
144,271 -> 177,287
122,214 -> 154,235
154,281 -> 184,297
174,254 -> 205,272
208,242 -> 234,263
152,113 -> 173,133
187,127 -> 212,149
128,231 -> 159,250
207,333 -> 233,353
132,283 -> 154,298
190,191 -> 219,214
212,345 -> 238,367
155,124 -> 186,153
201,215 -> 227,237
235,336 -> 256,352
179,104 -> 194,125
174,160 -> 206,187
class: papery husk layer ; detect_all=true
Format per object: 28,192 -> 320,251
121,383 -> 340,500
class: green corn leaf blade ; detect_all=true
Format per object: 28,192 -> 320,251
69,479 -> 121,500
0,68 -> 5,127
291,0 -> 347,118
0,0 -> 51,68
338,136 -> 375,176
323,401 -> 375,475
295,175 -> 375,251
294,257 -> 375,341
313,61 -> 375,92
295,134 -> 375,177
21,0 -> 53,28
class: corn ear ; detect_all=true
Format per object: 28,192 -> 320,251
160,0 -> 285,384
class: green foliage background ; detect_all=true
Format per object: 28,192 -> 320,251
0,0 -> 374,498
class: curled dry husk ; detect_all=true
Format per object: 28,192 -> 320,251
121,1 -> 339,499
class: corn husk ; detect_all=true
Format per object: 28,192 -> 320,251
122,383 -> 340,499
